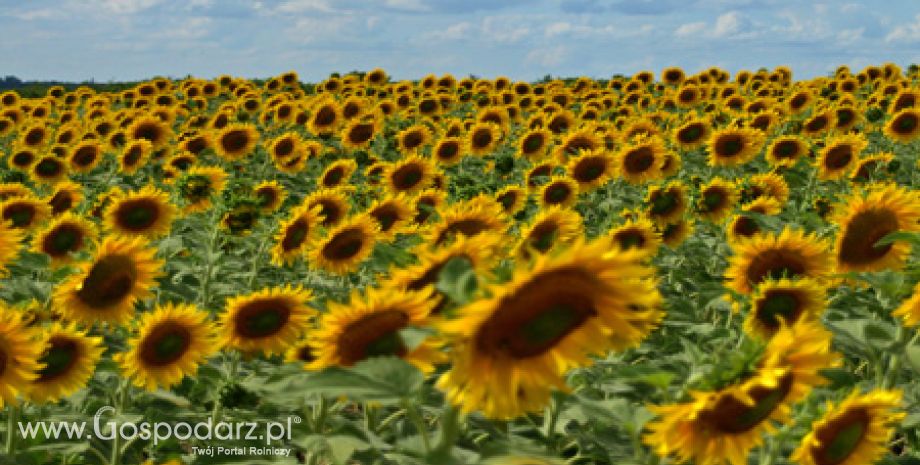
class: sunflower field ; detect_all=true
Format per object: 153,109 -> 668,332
1,64 -> 920,465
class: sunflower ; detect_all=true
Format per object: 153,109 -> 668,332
892,281 -> 920,327
127,115 -> 172,150
271,204 -> 322,267
396,124 -> 433,154
308,286 -> 444,373
537,175 -> 579,209
850,152 -> 894,183
727,197 -> 784,243
1,195 -> 52,230
659,218 -> 694,248
553,127 -> 602,162
743,278 -> 826,338
673,117 -> 711,150
250,180 -> 285,213
177,166 -> 228,213
707,127 -> 766,167
787,89 -> 815,114
743,172 -> 790,206
27,323 -> 103,403
307,98 -> 342,135
883,108 -> 920,143
0,183 -> 32,201
433,136 -> 466,165
32,212 -> 97,266
385,155 -> 434,195
30,155 -> 69,184
220,286 -> 315,356
726,228 -> 833,295
495,185 -> 528,216
18,124 -> 49,149
320,159 -> 357,189
179,132 -> 211,156
437,238 -> 662,419
68,140 -> 104,173
366,194 -> 414,240
816,133 -> 867,180
104,185 -> 177,239
213,123 -> 259,160
54,236 -> 164,326
426,195 -> 508,247
268,132 -> 302,164
340,118 -> 380,150
802,110 -> 834,138
697,178 -> 738,222
765,135 -> 808,167
645,182 -> 688,225
0,310 -> 41,408
791,389 -> 904,465
467,122 -> 502,156
614,135 -> 667,184
309,214 -> 379,274
304,188 -> 351,227
644,367 -> 793,465
0,220 -> 23,276
517,128 -> 552,160
9,146 -> 37,171
610,216 -> 661,257
119,303 -> 218,391
412,188 -> 446,225
831,184 -> 920,273
565,148 -> 614,191
118,139 -> 153,174
516,206 -> 583,260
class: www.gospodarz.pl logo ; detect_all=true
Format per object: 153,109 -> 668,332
18,406 -> 300,457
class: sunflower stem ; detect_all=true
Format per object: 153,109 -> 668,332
5,404 -> 18,456
432,405 -> 461,458
312,396 -> 329,434
405,402 -> 431,455
246,235 -> 269,290
883,325 -> 913,389
197,218 -> 221,307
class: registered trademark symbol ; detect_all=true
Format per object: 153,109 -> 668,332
292,416 -> 302,424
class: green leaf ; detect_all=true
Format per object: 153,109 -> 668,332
904,341 -> 920,375
875,230 -> 920,247
326,435 -> 372,465
436,256 -> 478,305
300,357 -> 424,403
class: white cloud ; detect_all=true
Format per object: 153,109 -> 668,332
288,16 -> 356,43
482,16 -> 530,43
13,8 -> 62,21
712,11 -> 741,37
836,27 -> 864,44
276,0 -> 336,14
675,21 -> 706,37
545,21 -> 652,38
93,0 -> 163,15
423,21 -> 473,41
886,14 -> 920,42
526,45 -> 566,67
384,0 -> 429,12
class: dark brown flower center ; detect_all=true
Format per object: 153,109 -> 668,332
75,255 -> 137,309
745,250 -> 808,288
139,323 -> 192,366
811,408 -> 869,465
37,337 -> 80,382
234,298 -> 292,338
114,198 -> 161,231
838,208 -> 898,266
322,227 -> 366,261
220,129 -> 251,153
337,310 -> 409,365
624,146 -> 655,173
699,373 -> 793,433
281,219 -> 309,251
43,224 -> 85,257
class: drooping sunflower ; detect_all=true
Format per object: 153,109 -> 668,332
304,187 -> 351,227
0,195 -> 52,230
432,136 -> 466,165
271,204 -> 322,266
697,177 -> 738,222
765,135 -> 808,168
118,139 -> 153,174
727,197 -> 784,243
320,159 -> 358,189
610,216 -> 661,257
309,214 -> 379,274
673,117 -> 711,150
743,172 -> 790,206
538,175 -> 580,209
104,185 -> 177,239
308,286 -> 445,373
725,228 -> 833,295
27,323 -> 103,403
816,133 -> 867,180
614,135 -> 667,184
707,127 -> 766,167
307,98 -> 342,135
0,310 -> 41,408
68,140 -> 104,173
883,108 -> 920,143
220,286 -> 315,356
553,126 -> 602,162
850,152 -> 894,183
32,212 -> 97,266
801,109 -> 834,138
177,166 -> 228,213
892,281 -> 920,327
127,115 -> 172,150
515,206 -> 583,260
426,195 -> 508,247
412,188 -> 447,225
743,278 -> 827,338
366,194 -> 414,240
467,122 -> 502,156
566,148 -> 614,191
659,217 -> 694,248
494,185 -> 528,216
30,155 -> 69,184
791,389 -> 904,465
830,184 -> 920,273
252,180 -> 287,213
384,155 -> 435,195
213,123 -> 259,160
54,236 -> 164,326
645,182 -> 688,225
119,303 -> 218,391
437,238 -> 663,419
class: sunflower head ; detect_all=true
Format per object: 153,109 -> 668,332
33,212 -> 97,266
213,123 -> 259,160
614,135 -> 666,184
221,286 -> 315,356
310,214 -> 379,274
726,228 -> 833,295
28,323 -> 103,403
0,310 -> 42,407
743,278 -> 827,338
707,127 -> 766,167
104,185 -> 177,239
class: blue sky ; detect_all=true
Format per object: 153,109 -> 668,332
2,0 -> 920,83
